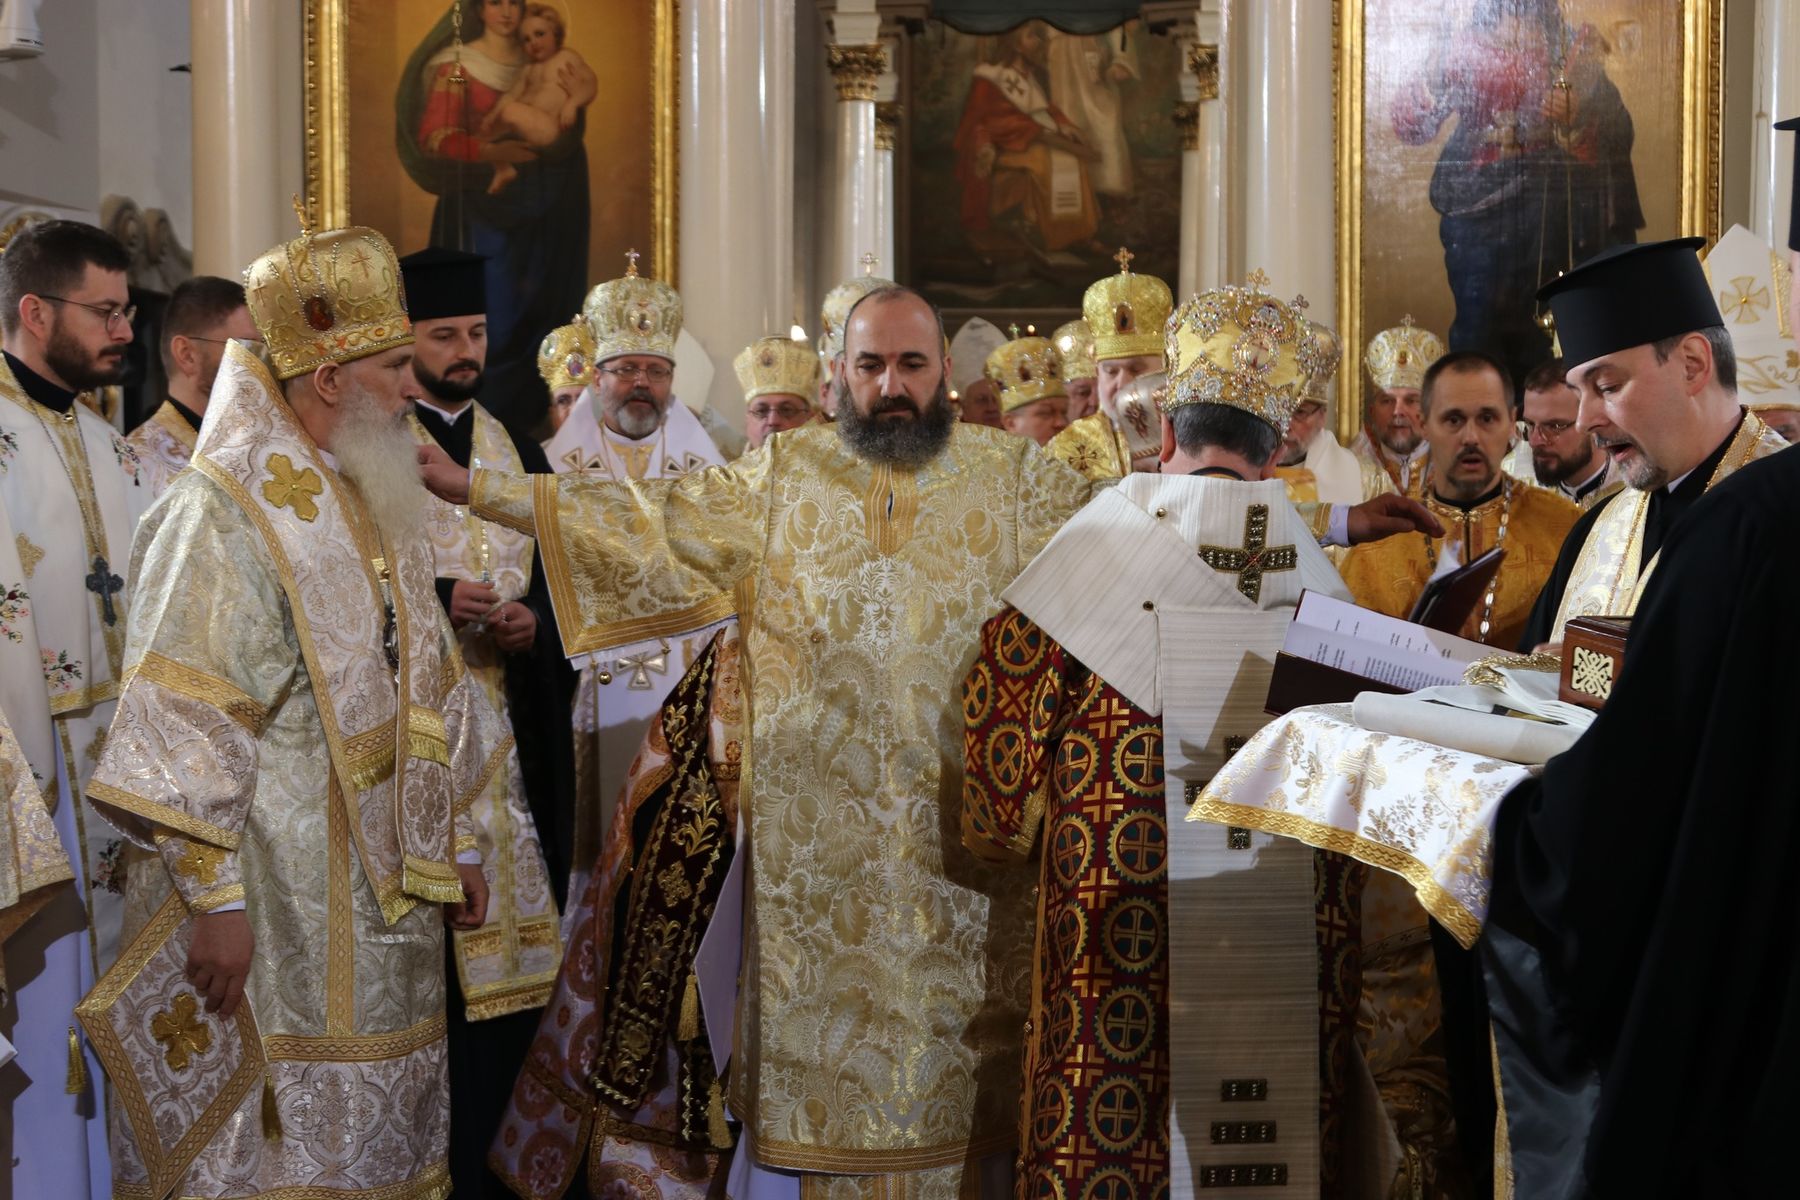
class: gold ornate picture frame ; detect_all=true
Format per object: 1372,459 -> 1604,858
1334,0 -> 1722,441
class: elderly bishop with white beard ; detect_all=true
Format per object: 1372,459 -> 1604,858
82,218 -> 511,1199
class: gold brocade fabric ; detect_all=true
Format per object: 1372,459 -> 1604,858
473,422 -> 1095,1173
126,401 -> 198,498
0,702 -> 73,994
1044,411 -> 1127,482
412,409 -> 562,1020
85,347 -> 508,1196
1549,411 -> 1788,641
1339,483 -> 1580,649
1276,465 -> 1320,504
1349,431 -> 1428,499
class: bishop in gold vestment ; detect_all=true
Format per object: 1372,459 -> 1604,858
86,225 -> 509,1200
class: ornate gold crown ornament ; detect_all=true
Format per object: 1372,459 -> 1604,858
817,257 -> 895,364
243,198 -> 413,381
1051,319 -> 1096,381
1162,270 -> 1320,433
582,248 -> 682,364
1083,246 -> 1174,363
735,336 -> 821,402
538,318 -> 596,393
1363,315 -> 1445,393
1299,320 -> 1343,406
985,336 -> 1066,415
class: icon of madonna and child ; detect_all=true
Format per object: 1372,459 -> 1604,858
397,0 -> 597,430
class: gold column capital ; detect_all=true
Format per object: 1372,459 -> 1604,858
828,43 -> 888,102
1189,42 -> 1220,102
874,101 -> 902,151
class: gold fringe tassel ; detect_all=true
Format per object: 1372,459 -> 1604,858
707,1078 -> 732,1149
261,1069 -> 284,1141
677,971 -> 700,1042
66,1025 -> 88,1095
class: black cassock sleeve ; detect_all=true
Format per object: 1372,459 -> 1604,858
1482,449 -> 1800,1198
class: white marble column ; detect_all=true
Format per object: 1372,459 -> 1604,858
827,40 -> 887,283
873,101 -> 899,278
679,0 -> 796,426
1751,0 -> 1800,247
190,0 -> 294,276
1176,36 -> 1223,298
1224,0 -> 1333,319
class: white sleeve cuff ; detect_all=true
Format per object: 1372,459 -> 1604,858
456,849 -> 482,865
1325,504 -> 1350,548
210,899 -> 246,913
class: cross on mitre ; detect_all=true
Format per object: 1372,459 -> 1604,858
1115,246 -> 1134,273
1244,268 -> 1271,292
624,248 -> 641,277
1196,504 -> 1297,604
860,252 -> 879,276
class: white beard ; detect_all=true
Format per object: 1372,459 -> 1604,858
331,384 -> 430,547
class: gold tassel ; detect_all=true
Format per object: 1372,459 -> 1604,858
706,1078 -> 732,1149
261,1069 -> 283,1141
676,971 -> 700,1042
65,1025 -> 88,1095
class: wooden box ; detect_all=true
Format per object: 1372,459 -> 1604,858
1559,616 -> 1632,710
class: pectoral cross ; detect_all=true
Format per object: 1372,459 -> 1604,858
1196,505 -> 1296,604
617,644 -> 668,690
86,555 -> 123,626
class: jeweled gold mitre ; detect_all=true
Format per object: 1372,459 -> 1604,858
1051,319 -> 1096,381
583,250 -> 681,363
817,271 -> 896,364
985,336 -> 1065,414
1163,271 -> 1316,432
243,216 -> 412,382
1083,247 -> 1174,362
735,336 -> 820,402
1364,315 -> 1444,393
537,318 -> 595,393
1300,320 -> 1343,405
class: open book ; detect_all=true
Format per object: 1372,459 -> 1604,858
1265,591 -> 1494,712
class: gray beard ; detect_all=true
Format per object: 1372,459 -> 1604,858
834,378 -> 956,469
331,383 -> 430,547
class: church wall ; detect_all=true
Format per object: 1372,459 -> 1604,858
0,0 -> 103,220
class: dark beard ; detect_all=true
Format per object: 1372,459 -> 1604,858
835,377 -> 956,469
414,358 -> 484,404
45,321 -> 126,390
1533,441 -> 1595,485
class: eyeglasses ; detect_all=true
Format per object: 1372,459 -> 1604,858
747,401 -> 810,421
598,364 -> 673,383
187,336 -> 267,354
1523,419 -> 1577,441
36,294 -> 136,332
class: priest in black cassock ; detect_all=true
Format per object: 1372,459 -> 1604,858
399,247 -> 577,1199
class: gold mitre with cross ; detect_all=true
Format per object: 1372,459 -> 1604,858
582,249 -> 682,364
1300,319 -> 1343,405
1051,318 -> 1096,380
1363,315 -> 1444,393
985,333 -> 1066,414
537,317 -> 596,393
818,254 -> 895,362
1083,246 -> 1174,362
1162,270 -> 1317,432
736,335 -> 820,402
1703,223 -> 1800,409
243,202 -> 413,381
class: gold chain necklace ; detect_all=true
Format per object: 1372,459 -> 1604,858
1421,477 -> 1512,643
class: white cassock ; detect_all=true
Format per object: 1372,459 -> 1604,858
0,357 -> 151,1200
543,392 -> 733,925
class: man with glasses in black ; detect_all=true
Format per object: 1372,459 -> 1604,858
0,218 -> 150,1200
125,275 -> 258,497
1519,357 -> 1620,511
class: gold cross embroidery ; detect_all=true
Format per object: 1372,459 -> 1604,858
1196,505 -> 1297,603
261,453 -> 323,522
1721,276 -> 1770,323
617,644 -> 668,690
171,840 -> 226,887
14,532 -> 43,577
150,992 -> 213,1071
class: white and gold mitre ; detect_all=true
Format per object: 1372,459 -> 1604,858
1703,223 -> 1800,408
1083,247 -> 1174,362
818,264 -> 896,363
537,318 -> 596,393
736,336 -> 820,402
1363,315 -> 1444,393
1052,319 -> 1096,380
244,205 -> 412,382
1163,271 -> 1316,432
985,335 -> 1065,414
582,249 -> 681,364
1300,319 -> 1342,405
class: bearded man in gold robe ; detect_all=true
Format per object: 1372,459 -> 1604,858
84,220 -> 509,1199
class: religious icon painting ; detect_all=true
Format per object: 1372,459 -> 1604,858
303,0 -> 677,429
1336,0 -> 1722,437
899,15 -> 1185,332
